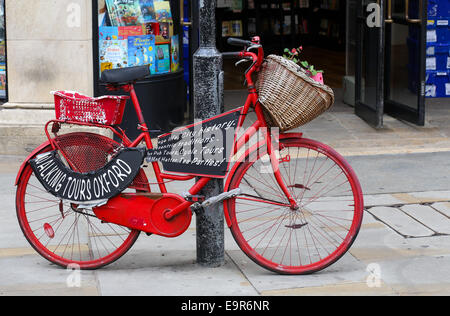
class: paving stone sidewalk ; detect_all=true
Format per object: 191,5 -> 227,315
0,180 -> 449,296
224,90 -> 450,157
1,90 -> 449,295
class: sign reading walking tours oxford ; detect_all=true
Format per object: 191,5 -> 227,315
147,108 -> 242,178
29,108 -> 242,203
30,148 -> 146,203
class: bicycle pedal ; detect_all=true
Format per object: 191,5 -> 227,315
190,202 -> 202,214
195,189 -> 242,210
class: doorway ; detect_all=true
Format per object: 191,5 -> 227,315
355,0 -> 427,128
216,0 -> 347,92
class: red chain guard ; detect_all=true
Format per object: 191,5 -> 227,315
93,193 -> 191,238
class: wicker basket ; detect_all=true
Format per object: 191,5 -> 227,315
256,55 -> 335,132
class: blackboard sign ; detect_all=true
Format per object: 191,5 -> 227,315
30,148 -> 146,203
147,108 -> 242,178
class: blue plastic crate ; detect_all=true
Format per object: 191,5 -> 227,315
409,17 -> 449,44
409,37 -> 450,71
428,0 -> 450,18
408,67 -> 450,98
425,70 -> 450,98
426,42 -> 450,71
427,18 -> 450,44
409,0 -> 450,18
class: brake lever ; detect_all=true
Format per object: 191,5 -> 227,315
247,44 -> 262,52
235,58 -> 252,67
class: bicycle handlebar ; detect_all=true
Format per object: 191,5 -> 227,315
222,37 -> 263,62
222,52 -> 242,59
227,38 -> 253,47
222,36 -> 264,89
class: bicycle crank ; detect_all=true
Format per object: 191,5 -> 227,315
189,189 -> 242,213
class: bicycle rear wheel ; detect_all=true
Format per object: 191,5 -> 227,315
226,137 -> 364,274
16,133 -> 150,269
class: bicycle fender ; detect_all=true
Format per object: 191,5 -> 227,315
29,147 -> 146,204
15,140 -> 52,186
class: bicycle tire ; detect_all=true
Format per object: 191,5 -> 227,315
225,137 -> 364,275
16,133 -> 149,270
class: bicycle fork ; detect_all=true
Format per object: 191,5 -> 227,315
164,130 -> 299,220
189,130 -> 299,213
265,129 -> 299,210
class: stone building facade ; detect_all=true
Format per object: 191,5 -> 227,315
0,0 -> 94,155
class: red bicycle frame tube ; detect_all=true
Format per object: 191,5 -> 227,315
164,48 -> 298,219
32,42 -> 298,221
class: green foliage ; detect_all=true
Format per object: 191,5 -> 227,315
282,46 -> 324,77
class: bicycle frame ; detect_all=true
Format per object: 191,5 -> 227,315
37,42 -> 299,225
13,32 -> 365,273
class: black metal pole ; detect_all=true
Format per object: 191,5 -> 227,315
193,0 -> 225,267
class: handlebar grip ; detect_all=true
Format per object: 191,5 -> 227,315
222,52 -> 241,59
227,38 -> 253,47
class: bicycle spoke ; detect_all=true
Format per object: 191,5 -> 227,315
229,139 -> 363,274
236,196 -> 291,207
16,136 -> 146,269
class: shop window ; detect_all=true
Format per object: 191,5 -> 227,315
96,0 -> 181,77
0,0 -> 6,100
217,0 -> 346,54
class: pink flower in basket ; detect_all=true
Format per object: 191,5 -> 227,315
311,72 -> 324,84
283,46 -> 325,85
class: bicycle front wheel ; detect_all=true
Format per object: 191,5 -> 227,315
226,137 -> 364,274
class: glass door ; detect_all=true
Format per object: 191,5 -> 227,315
384,0 -> 426,126
355,0 -> 386,128
355,0 -> 427,128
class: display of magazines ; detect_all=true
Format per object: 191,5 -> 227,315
99,0 -> 180,77
105,0 -> 144,26
171,35 -> 180,72
128,35 -> 156,73
0,64 -> 5,98
155,44 -> 170,74
140,0 -> 156,23
99,39 -> 129,72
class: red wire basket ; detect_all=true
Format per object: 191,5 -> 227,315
51,91 -> 129,125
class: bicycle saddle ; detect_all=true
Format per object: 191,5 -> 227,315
101,65 -> 150,84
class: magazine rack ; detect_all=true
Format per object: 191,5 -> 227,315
93,0 -> 188,139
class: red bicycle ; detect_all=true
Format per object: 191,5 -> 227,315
15,37 -> 364,274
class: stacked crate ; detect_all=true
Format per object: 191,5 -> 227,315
408,0 -> 450,98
